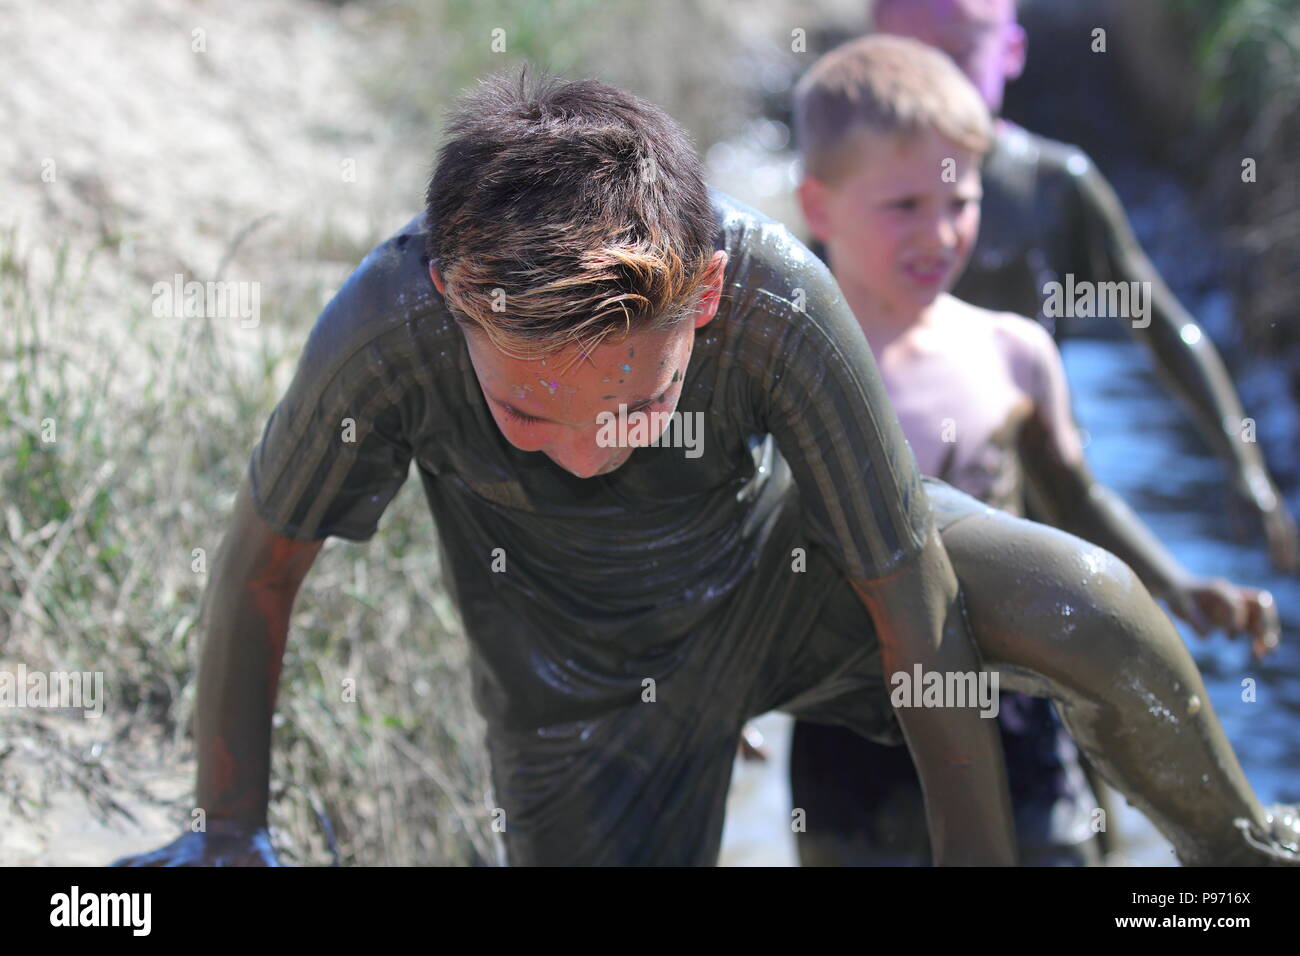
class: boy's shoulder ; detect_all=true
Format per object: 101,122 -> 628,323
322,212 -> 447,334
293,213 -> 462,390
992,122 -> 1097,189
706,187 -> 842,338
709,187 -> 824,273
708,187 -> 782,237
940,296 -> 1059,375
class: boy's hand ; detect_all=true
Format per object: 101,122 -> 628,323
1166,577 -> 1280,662
109,822 -> 280,867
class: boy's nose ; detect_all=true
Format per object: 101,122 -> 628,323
924,210 -> 961,252
940,219 -> 959,249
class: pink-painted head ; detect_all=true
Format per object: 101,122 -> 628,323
872,0 -> 1025,116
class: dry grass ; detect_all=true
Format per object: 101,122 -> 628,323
0,0 -> 865,865
0,219 -> 498,864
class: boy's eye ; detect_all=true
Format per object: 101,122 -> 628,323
888,198 -> 919,212
501,404 -> 539,427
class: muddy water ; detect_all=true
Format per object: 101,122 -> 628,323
1060,337 -> 1300,810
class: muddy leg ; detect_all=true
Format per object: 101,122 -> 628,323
940,507 -> 1289,865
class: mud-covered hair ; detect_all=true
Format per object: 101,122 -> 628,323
425,71 -> 717,364
793,34 -> 992,185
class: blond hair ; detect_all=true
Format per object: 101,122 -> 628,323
794,34 -> 992,184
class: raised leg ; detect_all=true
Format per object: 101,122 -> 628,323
940,505 -> 1294,865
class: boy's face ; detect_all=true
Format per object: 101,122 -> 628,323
874,0 -> 1026,115
430,251 -> 727,480
799,128 -> 981,315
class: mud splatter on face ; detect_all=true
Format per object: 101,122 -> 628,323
628,347 -> 635,357
602,394 -> 616,400
670,368 -> 681,383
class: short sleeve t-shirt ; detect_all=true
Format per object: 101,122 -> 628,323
248,189 -> 932,731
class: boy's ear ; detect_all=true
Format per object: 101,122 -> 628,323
428,262 -> 446,295
694,250 -> 729,329
1003,23 -> 1027,81
797,177 -> 832,243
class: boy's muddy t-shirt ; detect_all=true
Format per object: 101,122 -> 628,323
247,190 -> 932,732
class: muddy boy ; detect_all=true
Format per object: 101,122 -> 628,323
115,73 -> 1299,866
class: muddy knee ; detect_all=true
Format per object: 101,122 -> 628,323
940,510 -> 1277,866
941,510 -> 1179,693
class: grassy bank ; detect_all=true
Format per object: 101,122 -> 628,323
1,0 -> 861,866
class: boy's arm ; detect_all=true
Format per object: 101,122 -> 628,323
1015,319 -> 1191,601
850,536 -> 1017,866
1017,322 -> 1279,654
756,249 -> 1016,865
113,246 -> 421,865
194,478 -> 323,829
112,478 -> 323,866
1069,155 -> 1297,571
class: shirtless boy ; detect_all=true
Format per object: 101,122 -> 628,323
789,33 -> 1279,866
869,0 -> 1297,572
113,72 -> 1298,866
